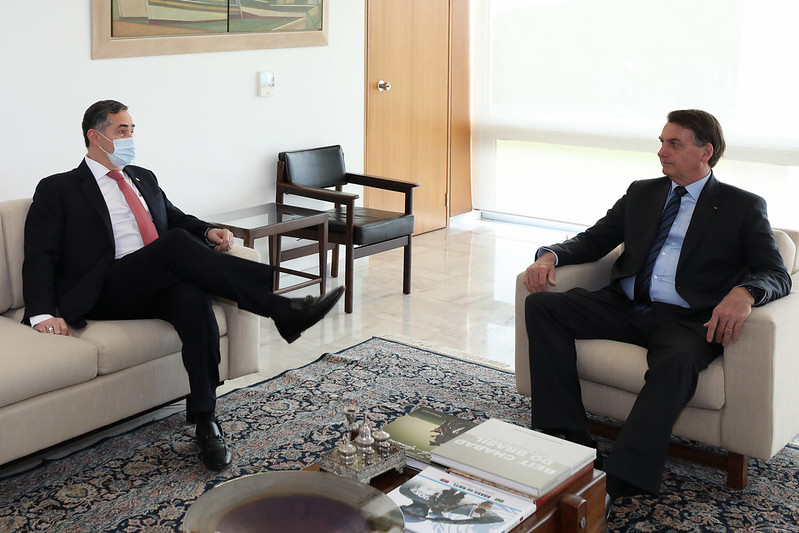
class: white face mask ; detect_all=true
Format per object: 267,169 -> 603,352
98,132 -> 136,168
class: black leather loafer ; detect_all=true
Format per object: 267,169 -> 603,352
274,286 -> 344,343
196,420 -> 232,470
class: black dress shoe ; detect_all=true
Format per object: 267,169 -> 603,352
196,420 -> 232,470
274,286 -> 345,344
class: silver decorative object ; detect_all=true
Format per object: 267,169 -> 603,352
319,408 -> 406,483
355,415 -> 376,461
372,425 -> 391,457
319,442 -> 406,484
343,405 -> 361,441
336,435 -> 357,465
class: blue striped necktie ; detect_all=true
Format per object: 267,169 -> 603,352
634,186 -> 687,306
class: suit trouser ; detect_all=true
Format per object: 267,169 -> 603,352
88,229 -> 288,415
524,285 -> 722,494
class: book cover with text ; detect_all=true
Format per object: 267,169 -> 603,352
388,465 -> 536,533
430,418 -> 595,497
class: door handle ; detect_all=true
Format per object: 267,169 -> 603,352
377,80 -> 392,92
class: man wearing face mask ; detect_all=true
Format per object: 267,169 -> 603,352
22,100 -> 344,470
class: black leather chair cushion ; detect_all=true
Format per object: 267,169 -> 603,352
328,207 -> 414,246
279,145 -> 347,188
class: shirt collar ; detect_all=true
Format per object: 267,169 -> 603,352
671,171 -> 711,200
84,155 -> 118,182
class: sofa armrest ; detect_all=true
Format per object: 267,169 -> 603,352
214,244 -> 261,379
514,247 -> 622,395
719,285 -> 799,459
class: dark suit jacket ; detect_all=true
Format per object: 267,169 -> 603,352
547,175 -> 791,312
22,159 -> 211,327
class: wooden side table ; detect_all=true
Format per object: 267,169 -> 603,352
207,203 -> 328,295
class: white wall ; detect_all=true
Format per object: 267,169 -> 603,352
0,1 -> 365,216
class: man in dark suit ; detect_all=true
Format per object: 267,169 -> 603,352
22,100 -> 344,470
523,110 -> 791,507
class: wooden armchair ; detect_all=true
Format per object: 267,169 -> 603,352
276,145 -> 419,313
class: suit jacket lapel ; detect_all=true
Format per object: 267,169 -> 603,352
678,174 -> 720,271
75,160 -> 115,242
124,166 -> 167,233
630,178 -> 672,258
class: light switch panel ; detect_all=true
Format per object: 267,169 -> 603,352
258,71 -> 275,97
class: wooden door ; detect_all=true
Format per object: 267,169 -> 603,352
365,0 -> 450,234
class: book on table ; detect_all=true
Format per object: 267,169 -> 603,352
450,461 -> 594,508
387,465 -> 536,533
383,406 -> 477,470
430,418 -> 596,498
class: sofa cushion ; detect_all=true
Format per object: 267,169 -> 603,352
73,304 -> 228,375
0,319 -> 98,408
575,339 -> 725,410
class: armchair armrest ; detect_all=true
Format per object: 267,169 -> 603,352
514,246 -> 622,395
345,173 -> 419,215
276,181 -> 359,204
719,286 -> 799,459
345,172 -> 420,193
213,244 -> 261,379
547,246 -> 622,294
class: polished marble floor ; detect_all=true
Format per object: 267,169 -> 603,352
226,211 -> 572,392
0,213 -> 571,476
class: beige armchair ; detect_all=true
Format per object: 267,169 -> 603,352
515,229 -> 799,489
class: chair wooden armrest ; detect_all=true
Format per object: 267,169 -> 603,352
276,182 -> 359,204
345,172 -> 420,193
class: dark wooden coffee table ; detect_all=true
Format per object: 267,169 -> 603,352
304,463 -> 606,533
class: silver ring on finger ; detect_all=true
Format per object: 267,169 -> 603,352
47,327 -> 54,333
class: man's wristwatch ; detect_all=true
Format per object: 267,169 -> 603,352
744,285 -> 765,304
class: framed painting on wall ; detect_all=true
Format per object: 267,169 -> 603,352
92,0 -> 328,59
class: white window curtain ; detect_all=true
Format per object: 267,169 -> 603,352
472,0 -> 799,228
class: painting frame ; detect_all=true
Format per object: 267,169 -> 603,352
92,0 -> 329,59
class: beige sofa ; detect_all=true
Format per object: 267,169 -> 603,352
0,199 -> 261,466
515,229 -> 799,489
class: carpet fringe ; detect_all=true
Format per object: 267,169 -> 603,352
377,333 -> 513,372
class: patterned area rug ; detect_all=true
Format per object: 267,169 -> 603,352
0,337 -> 797,532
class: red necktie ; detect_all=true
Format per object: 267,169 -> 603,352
107,170 -> 159,245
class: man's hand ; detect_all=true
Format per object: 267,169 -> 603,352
34,317 -> 72,337
524,252 -> 557,293
207,228 -> 235,252
703,286 -> 754,347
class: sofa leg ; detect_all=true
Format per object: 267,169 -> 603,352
588,420 -> 749,489
727,452 -> 748,490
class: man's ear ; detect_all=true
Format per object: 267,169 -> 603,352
87,129 -> 101,147
702,143 -> 714,164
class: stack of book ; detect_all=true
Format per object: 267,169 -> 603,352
388,415 -> 597,532
430,418 -> 596,499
